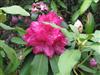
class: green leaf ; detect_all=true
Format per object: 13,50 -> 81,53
0,55 -> 3,69
11,37 -> 26,45
87,43 -> 100,54
71,10 -> 80,22
69,25 -> 79,35
0,5 -> 30,16
0,13 -> 6,23
0,40 -> 20,74
58,50 -> 81,75
91,30 -> 100,43
31,54 -> 48,75
79,0 -> 93,15
23,48 -> 32,58
85,12 -> 95,34
0,68 -> 4,75
57,0 -> 67,9
94,52 -> 100,64
91,2 -> 98,13
78,65 -> 96,73
93,0 -> 99,3
94,70 -> 100,75
15,27 -> 26,36
0,23 -> 15,30
50,55 -> 59,75
51,0 -> 57,12
20,55 -> 33,75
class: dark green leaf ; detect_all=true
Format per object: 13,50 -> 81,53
20,55 -> 33,75
57,0 -> 67,9
51,0 -> 57,12
23,48 -> 32,57
0,40 -> 20,74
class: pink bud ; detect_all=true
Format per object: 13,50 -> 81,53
11,16 -> 18,24
89,58 -> 97,67
24,17 -> 31,24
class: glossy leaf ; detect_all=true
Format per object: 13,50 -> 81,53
20,55 -> 33,75
94,52 -> 100,64
87,43 -> 100,54
79,65 -> 96,73
80,0 -> 92,15
50,55 -> 59,75
0,23 -> 15,30
0,5 -> 30,16
85,12 -> 95,34
11,37 -> 26,45
71,10 -> 80,22
58,50 -> 81,75
15,27 -> 26,36
92,30 -> 100,43
31,54 -> 48,75
93,0 -> 99,3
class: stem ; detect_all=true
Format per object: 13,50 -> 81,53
73,67 -> 78,75
78,51 -> 93,66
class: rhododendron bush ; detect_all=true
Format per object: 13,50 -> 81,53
0,0 -> 100,75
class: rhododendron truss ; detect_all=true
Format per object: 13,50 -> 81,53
23,12 -> 68,58
38,11 -> 63,26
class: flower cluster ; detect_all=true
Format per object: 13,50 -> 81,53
23,11 -> 68,58
31,2 -> 48,13
38,11 -> 63,26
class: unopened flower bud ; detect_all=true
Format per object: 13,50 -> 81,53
74,20 -> 83,33
89,58 -> 97,67
24,17 -> 31,24
11,16 -> 18,24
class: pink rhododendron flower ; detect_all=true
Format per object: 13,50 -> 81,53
23,22 -> 68,58
38,11 -> 63,26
